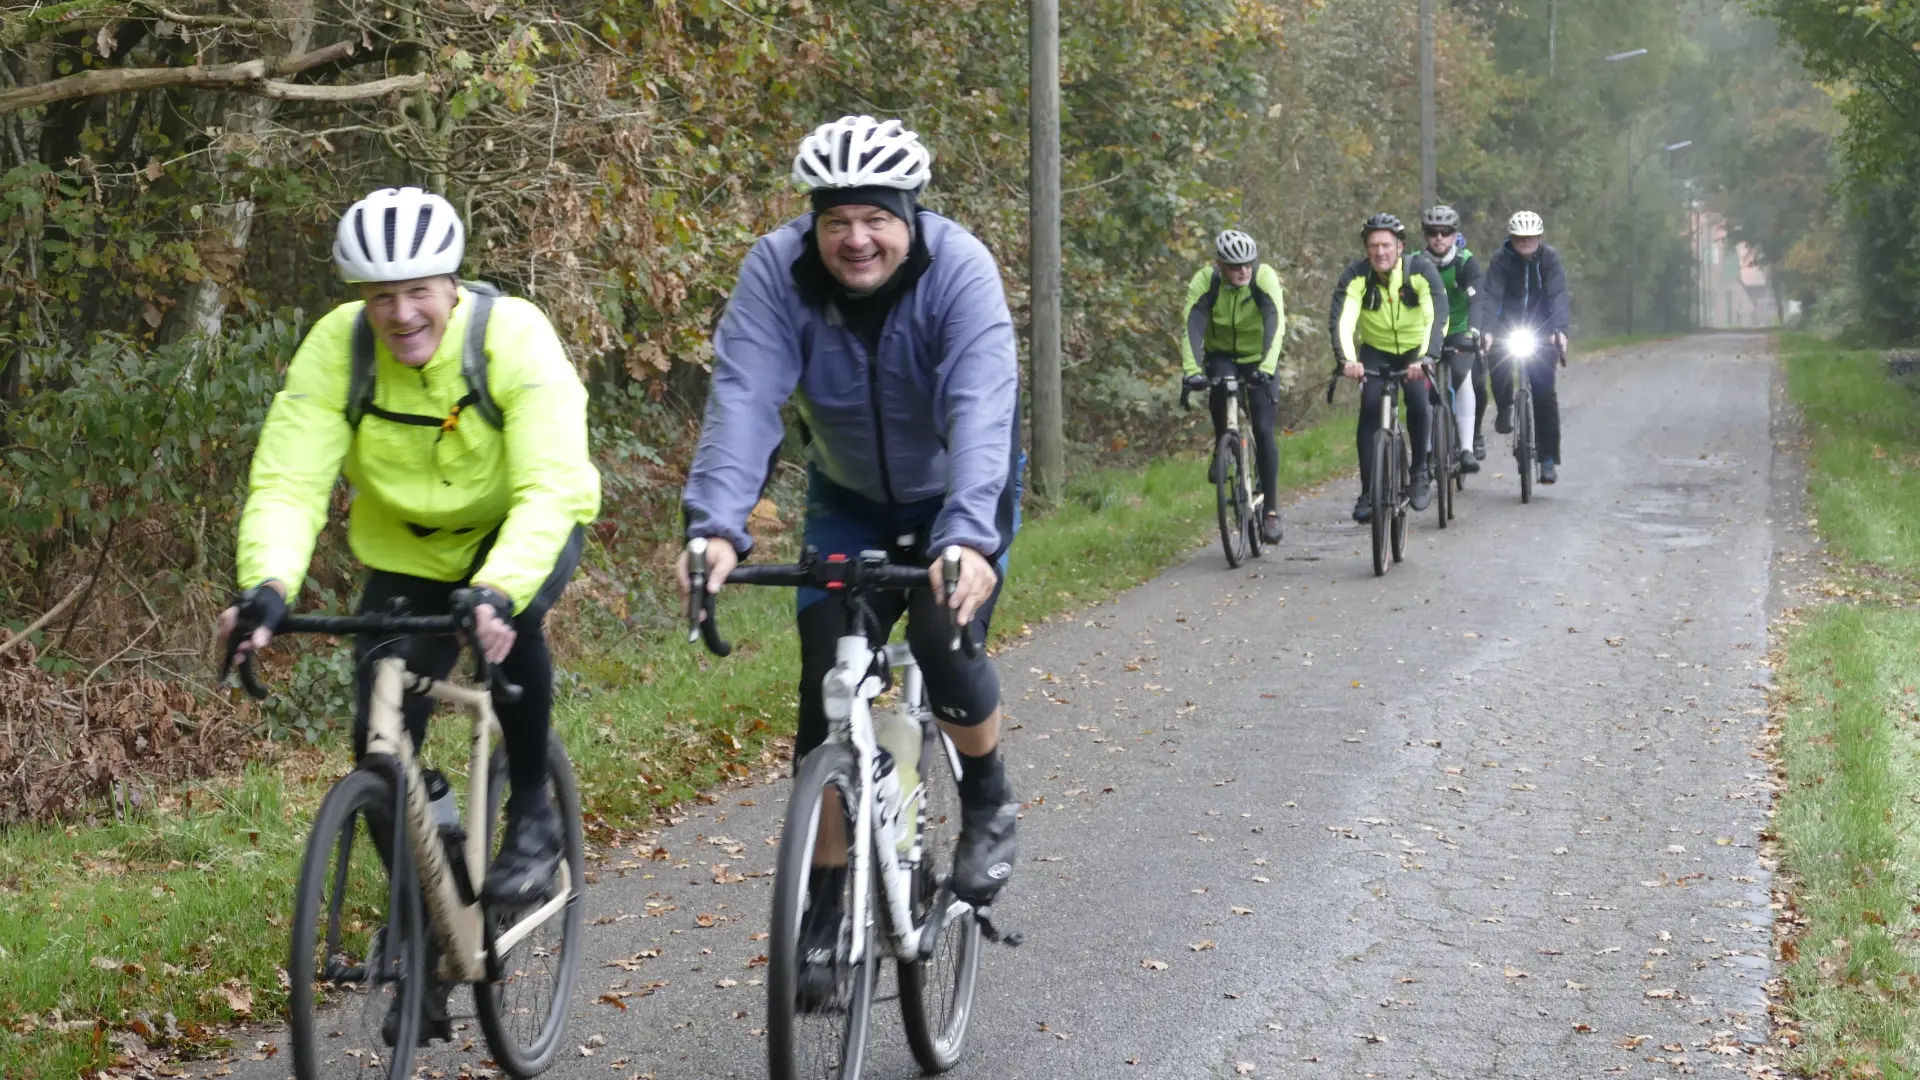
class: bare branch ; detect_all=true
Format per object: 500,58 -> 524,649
0,39 -> 421,117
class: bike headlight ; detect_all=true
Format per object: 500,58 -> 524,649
1508,328 -> 1539,362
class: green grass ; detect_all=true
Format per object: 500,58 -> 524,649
0,409 -> 1355,1076
1785,333 -> 1920,581
1772,607 -> 1920,1078
1577,332 -> 1686,354
1773,334 -> 1920,1078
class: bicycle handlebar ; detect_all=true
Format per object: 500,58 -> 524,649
220,609 -> 523,704
685,541 -> 979,660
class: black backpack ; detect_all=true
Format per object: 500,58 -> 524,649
345,281 -> 504,431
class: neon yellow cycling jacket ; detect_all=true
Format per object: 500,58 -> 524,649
237,288 -> 600,613
1179,263 -> 1288,380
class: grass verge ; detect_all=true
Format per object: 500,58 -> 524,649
1772,333 -> 1920,1078
0,410 -> 1355,1076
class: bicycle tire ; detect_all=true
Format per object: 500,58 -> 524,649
1517,389 -> 1535,505
1390,432 -> 1409,563
899,725 -> 980,1072
1370,431 -> 1391,577
1215,432 -> 1247,568
1240,435 -> 1265,560
769,742 -> 875,1080
290,768 -> 424,1080
474,740 -> 587,1078
1433,394 -> 1453,530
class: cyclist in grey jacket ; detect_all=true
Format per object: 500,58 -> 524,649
678,119 -> 1023,972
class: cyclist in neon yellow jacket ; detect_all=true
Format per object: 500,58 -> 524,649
1330,212 -> 1448,522
218,188 -> 600,934
1179,229 -> 1290,543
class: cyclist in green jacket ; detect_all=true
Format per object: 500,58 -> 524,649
1180,229 -> 1290,544
218,187 -> 601,916
1422,205 -> 1485,472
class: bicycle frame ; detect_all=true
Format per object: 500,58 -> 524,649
1220,377 -> 1264,517
364,657 -> 572,983
818,637 -> 953,967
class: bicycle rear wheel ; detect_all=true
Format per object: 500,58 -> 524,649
1390,433 -> 1409,563
1369,431 -> 1391,577
289,768 -> 424,1080
1241,435 -> 1265,559
1215,432 -> 1248,568
1517,389 -> 1535,505
474,741 -> 587,1078
899,726 -> 980,1073
769,743 -> 875,1080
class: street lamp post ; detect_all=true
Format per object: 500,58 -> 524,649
1625,134 -> 1692,335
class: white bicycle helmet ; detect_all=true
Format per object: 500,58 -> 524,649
1214,229 -> 1258,265
792,115 -> 932,192
1507,210 -> 1545,237
333,187 -> 465,283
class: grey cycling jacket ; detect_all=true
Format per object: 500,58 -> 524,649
682,211 -> 1019,557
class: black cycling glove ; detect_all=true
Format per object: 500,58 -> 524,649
229,583 -> 288,639
1182,373 -> 1209,392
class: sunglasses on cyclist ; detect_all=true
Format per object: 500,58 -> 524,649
1423,227 -> 1456,238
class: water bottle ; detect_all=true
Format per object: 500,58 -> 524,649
872,747 -> 907,856
874,710 -> 922,853
422,769 -> 472,891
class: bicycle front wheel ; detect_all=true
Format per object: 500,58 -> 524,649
289,768 -> 424,1080
1369,430 -> 1391,577
900,727 -> 981,1072
769,742 -> 875,1080
1517,389 -> 1535,505
1215,433 -> 1248,568
474,740 -> 587,1078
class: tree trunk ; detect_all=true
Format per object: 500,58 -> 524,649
181,1 -> 314,339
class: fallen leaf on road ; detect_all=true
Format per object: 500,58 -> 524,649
1503,965 -> 1528,979
1126,1057 -> 1141,1066
1644,988 -> 1677,999
694,913 -> 718,928
1605,636 -> 1624,646
1552,846 -> 1568,855
1252,875 -> 1270,884
1617,1035 -> 1650,1049
1565,981 -> 1588,990
715,978 -> 738,988
1190,940 -> 1216,952
1231,906 -> 1254,916
1572,1022 -> 1594,1033
1235,1063 -> 1254,1076
1141,959 -> 1169,971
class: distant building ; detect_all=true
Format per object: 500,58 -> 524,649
1691,210 -> 1784,327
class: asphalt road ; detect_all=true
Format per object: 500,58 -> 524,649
213,333 -> 1783,1080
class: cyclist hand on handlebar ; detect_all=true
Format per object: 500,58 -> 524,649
452,585 -> 516,664
1341,360 -> 1365,381
675,535 -> 739,621
1182,373 -> 1208,392
216,580 -> 288,661
933,546 -> 997,628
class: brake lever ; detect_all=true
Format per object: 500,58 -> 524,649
942,546 -> 979,659
685,539 -> 733,658
1179,387 -> 1192,412
218,627 -> 270,701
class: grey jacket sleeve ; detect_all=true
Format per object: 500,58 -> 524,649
1458,252 -> 1484,328
929,236 -> 1020,557
1542,247 -> 1573,335
1414,254 -> 1448,358
1471,251 -> 1506,332
681,236 -> 802,555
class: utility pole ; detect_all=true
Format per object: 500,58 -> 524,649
1420,0 -> 1436,209
1548,0 -> 1558,77
1029,0 -> 1064,501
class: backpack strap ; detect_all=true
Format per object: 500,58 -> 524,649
346,314 -> 378,429
460,281 -> 504,429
